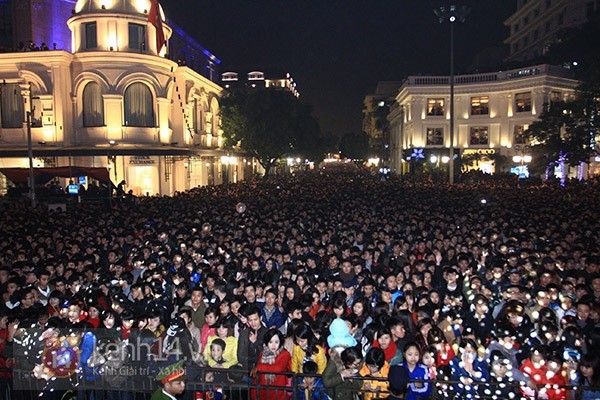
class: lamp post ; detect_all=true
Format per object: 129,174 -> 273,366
434,3 -> 470,184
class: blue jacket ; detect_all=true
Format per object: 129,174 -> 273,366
449,356 -> 490,399
297,377 -> 328,400
260,303 -> 286,329
79,331 -> 100,381
390,363 -> 430,400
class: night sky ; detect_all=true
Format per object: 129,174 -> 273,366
162,0 -> 516,137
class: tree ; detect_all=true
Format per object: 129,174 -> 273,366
542,13 -> 600,166
525,100 -> 595,184
338,131 -> 370,161
220,88 -> 324,176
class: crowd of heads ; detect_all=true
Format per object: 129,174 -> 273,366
0,170 -> 599,399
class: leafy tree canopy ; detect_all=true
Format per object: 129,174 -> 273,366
338,131 -> 370,161
526,100 -> 595,168
220,88 -> 326,175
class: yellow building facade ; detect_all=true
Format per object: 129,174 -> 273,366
0,0 -> 250,196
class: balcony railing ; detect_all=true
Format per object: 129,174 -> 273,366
403,64 -> 574,88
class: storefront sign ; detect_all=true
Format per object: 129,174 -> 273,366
129,156 -> 155,165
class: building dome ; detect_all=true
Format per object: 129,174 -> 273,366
69,0 -> 171,56
74,0 -> 166,20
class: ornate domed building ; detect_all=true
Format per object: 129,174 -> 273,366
0,0 -> 247,197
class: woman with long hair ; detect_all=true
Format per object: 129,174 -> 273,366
291,322 -> 327,374
572,354 -> 600,400
413,317 -> 434,352
352,296 -> 373,331
96,309 -> 122,349
252,329 -> 292,400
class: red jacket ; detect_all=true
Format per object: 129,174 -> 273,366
252,349 -> 292,400
545,369 -> 568,400
520,359 -> 548,384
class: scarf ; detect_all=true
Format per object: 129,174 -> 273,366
373,340 -> 397,362
261,345 -> 283,365
261,346 -> 283,384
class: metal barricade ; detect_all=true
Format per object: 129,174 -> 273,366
8,368 -> 600,400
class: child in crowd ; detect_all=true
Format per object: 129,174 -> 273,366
297,361 -> 327,400
421,345 -> 437,381
359,348 -> 390,400
389,342 -> 430,400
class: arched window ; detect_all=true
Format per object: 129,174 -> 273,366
82,82 -> 104,127
0,83 -> 24,128
124,83 -> 154,127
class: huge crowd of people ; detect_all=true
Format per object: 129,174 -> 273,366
0,170 -> 599,400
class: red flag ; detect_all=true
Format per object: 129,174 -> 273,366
148,0 -> 165,53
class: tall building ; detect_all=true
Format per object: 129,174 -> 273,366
0,0 -> 249,197
387,64 -> 581,177
504,0 -> 599,62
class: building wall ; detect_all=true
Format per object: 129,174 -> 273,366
504,0 -> 598,62
222,71 -> 300,98
9,0 -> 75,51
0,1 -> 234,196
389,64 -> 579,174
168,21 -> 221,84
362,82 -> 402,164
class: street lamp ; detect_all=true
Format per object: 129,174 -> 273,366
512,145 -> 532,164
434,3 -> 470,184
512,145 -> 532,178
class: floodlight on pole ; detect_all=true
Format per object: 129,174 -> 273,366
433,3 -> 470,184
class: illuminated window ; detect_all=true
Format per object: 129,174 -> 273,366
470,96 -> 489,115
549,91 -> 561,103
128,23 -> 146,51
83,82 -> 104,127
426,127 -> 444,146
84,22 -> 97,49
514,124 -> 529,144
247,72 -> 264,80
469,126 -> 489,146
515,92 -> 532,112
222,72 -> 238,81
124,83 -> 154,127
0,83 -> 24,128
427,98 -> 445,116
